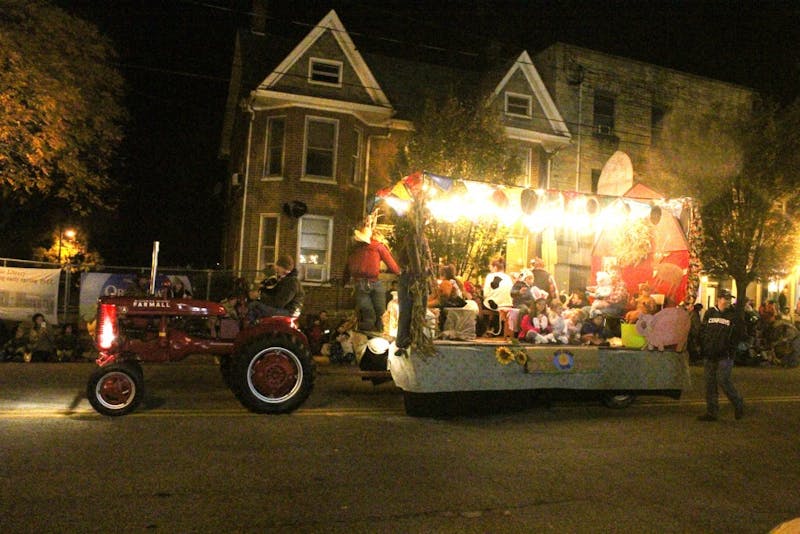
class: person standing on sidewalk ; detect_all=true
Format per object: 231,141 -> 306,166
698,289 -> 745,421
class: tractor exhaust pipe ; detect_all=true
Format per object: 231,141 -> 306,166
149,241 -> 159,295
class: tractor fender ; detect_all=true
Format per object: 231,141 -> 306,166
233,317 -> 309,353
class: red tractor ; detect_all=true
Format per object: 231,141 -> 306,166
87,296 -> 315,416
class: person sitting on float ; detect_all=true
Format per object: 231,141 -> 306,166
428,263 -> 468,330
482,257 -> 513,311
563,307 -> 588,344
625,282 -> 657,323
567,287 -> 590,309
589,270 -> 629,318
504,269 -> 537,337
529,257 -> 558,299
510,269 -> 535,313
581,309 -> 610,345
519,296 -> 556,344
428,263 -> 466,307
548,297 -> 570,344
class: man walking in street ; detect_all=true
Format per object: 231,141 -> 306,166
698,288 -> 745,421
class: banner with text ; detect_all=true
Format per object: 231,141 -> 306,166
0,267 -> 60,323
79,273 -> 193,324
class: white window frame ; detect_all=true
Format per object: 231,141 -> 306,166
297,215 -> 333,283
505,92 -> 532,118
301,116 -> 338,183
261,116 -> 285,181
351,127 -> 363,184
257,213 -> 280,274
308,58 -> 343,87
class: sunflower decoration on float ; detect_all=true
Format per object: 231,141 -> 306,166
495,346 -> 514,365
495,345 -> 528,369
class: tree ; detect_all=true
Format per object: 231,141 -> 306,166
32,228 -> 104,271
394,91 -> 522,277
397,92 -> 522,184
0,0 -> 127,257
647,97 -> 800,305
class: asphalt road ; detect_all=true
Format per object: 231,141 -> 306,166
1,359 -> 798,533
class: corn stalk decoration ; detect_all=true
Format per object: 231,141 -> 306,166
386,192 -> 436,357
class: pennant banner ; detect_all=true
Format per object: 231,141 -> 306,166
427,172 -> 454,191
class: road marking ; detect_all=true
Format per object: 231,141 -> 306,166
2,396 -> 800,419
0,407 -> 408,419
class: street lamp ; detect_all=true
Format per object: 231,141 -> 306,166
58,228 -> 76,264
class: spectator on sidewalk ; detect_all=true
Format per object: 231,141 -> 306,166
27,313 -> 55,362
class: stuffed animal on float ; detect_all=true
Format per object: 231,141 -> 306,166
634,303 -> 691,352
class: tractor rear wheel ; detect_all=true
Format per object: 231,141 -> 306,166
232,335 -> 314,414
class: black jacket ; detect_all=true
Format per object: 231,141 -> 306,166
260,269 -> 304,314
700,305 -> 741,360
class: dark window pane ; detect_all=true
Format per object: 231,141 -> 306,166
266,118 -> 284,176
306,150 -> 333,177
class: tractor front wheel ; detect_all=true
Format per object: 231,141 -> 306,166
87,361 -> 144,416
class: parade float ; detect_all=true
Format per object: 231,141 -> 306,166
375,155 -> 699,416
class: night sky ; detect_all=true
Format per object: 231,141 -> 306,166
57,0 -> 799,268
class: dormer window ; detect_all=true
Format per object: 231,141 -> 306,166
505,92 -> 532,118
309,58 -> 342,87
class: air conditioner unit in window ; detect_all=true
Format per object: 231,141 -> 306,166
595,124 -> 614,136
231,172 -> 240,186
304,265 -> 326,282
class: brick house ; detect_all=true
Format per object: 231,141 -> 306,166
219,7 -> 753,314
531,43 -> 754,290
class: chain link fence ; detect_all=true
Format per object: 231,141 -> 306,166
1,257 -> 357,330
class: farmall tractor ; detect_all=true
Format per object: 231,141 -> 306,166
87,295 -> 315,416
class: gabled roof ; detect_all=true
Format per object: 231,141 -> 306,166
220,10 -> 569,156
258,10 -> 390,108
489,51 -> 570,138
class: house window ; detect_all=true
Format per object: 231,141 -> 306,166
651,106 -> 665,146
351,127 -> 363,184
513,145 -> 532,187
258,214 -> 279,273
309,58 -> 342,87
298,215 -> 333,282
505,92 -> 532,118
263,117 -> 285,178
593,93 -> 615,136
303,117 -> 338,181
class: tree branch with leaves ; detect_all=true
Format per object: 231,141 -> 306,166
0,0 -> 127,257
647,96 -> 800,306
